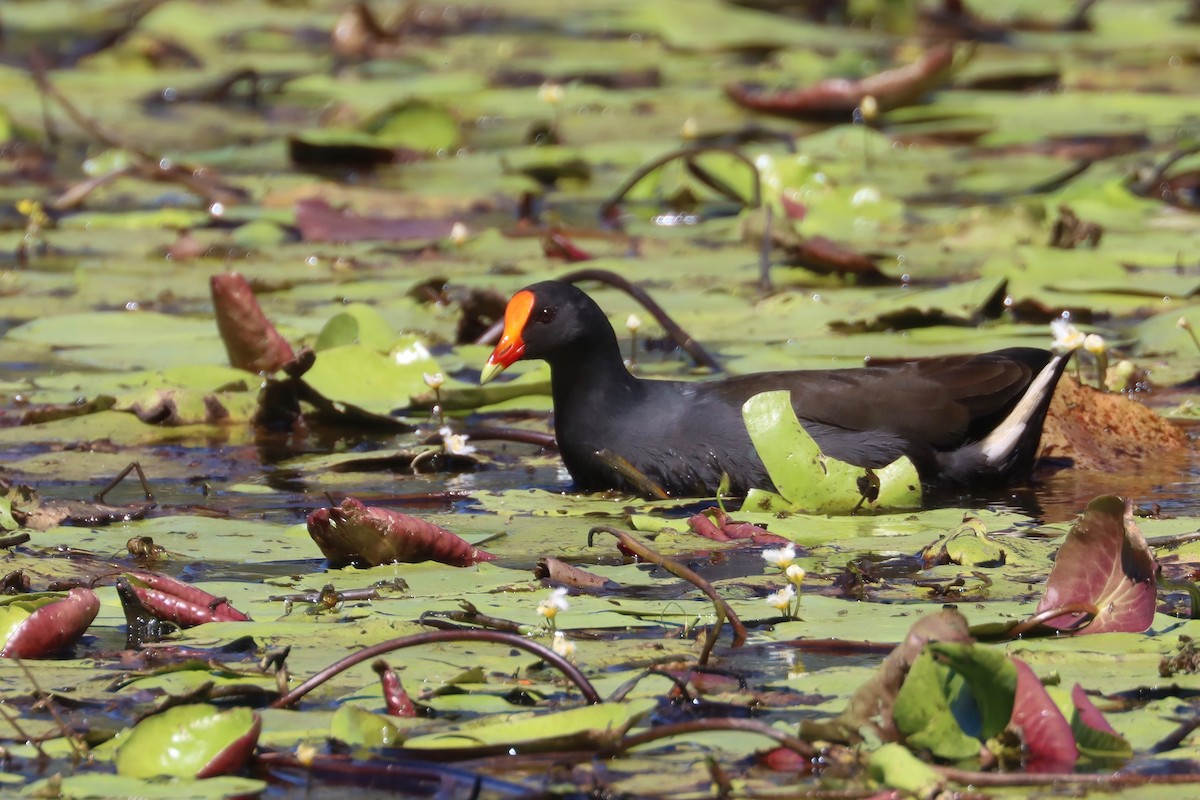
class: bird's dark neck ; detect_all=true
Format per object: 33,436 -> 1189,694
545,326 -> 642,439
547,328 -> 638,403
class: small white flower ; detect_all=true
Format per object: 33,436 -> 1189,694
625,313 -> 642,333
537,587 -> 570,619
551,631 -> 576,659
766,585 -> 796,611
850,186 -> 881,206
449,221 -> 469,245
860,94 -> 878,121
1051,317 -> 1085,353
537,81 -> 564,105
785,564 -> 806,586
680,117 -> 699,140
439,426 -> 476,456
761,545 -> 796,569
423,372 -> 445,390
1083,333 -> 1106,355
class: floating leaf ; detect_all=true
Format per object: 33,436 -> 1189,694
401,699 -> 655,754
868,742 -> 943,797
113,704 -> 260,779
314,304 -> 398,352
329,705 -> 408,749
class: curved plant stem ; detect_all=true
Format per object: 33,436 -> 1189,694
610,718 -> 814,759
270,629 -> 601,709
1158,574 -> 1200,619
558,268 -> 724,372
998,602 -> 1098,640
464,425 -> 558,449
599,143 -> 762,220
588,525 -> 746,665
1129,142 -> 1200,198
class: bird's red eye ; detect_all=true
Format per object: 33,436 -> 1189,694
536,306 -> 556,324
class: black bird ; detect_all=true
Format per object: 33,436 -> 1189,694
481,281 -> 1068,497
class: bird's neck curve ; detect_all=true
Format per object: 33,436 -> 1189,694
545,323 -> 641,424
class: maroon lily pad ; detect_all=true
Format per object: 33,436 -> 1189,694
307,497 -> 496,568
295,197 -> 456,242
1008,657 -> 1078,773
0,587 -> 100,658
1035,495 -> 1158,634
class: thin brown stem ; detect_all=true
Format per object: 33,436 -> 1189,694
600,144 -> 762,220
588,525 -> 746,664
94,461 -> 155,503
270,629 -> 601,709
992,601 -> 1099,640
558,268 -> 724,372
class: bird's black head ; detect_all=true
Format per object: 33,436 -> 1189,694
480,281 -> 609,382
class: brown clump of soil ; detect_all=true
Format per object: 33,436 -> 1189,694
1039,375 -> 1190,470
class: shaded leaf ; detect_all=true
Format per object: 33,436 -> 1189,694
1070,683 -> 1132,761
928,642 -> 1016,740
892,647 -> 983,761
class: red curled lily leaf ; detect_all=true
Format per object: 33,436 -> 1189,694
1035,495 -> 1158,634
1008,657 -> 1078,773
121,571 -> 250,626
686,509 -> 732,541
0,588 -> 100,658
308,497 -> 496,568
726,44 -> 957,120
687,507 -> 791,545
374,659 -> 417,717
211,272 -> 296,374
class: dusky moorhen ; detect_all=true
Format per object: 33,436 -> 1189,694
480,281 -> 1068,497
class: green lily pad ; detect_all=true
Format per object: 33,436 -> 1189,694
113,704 -> 260,779
402,699 -> 655,752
